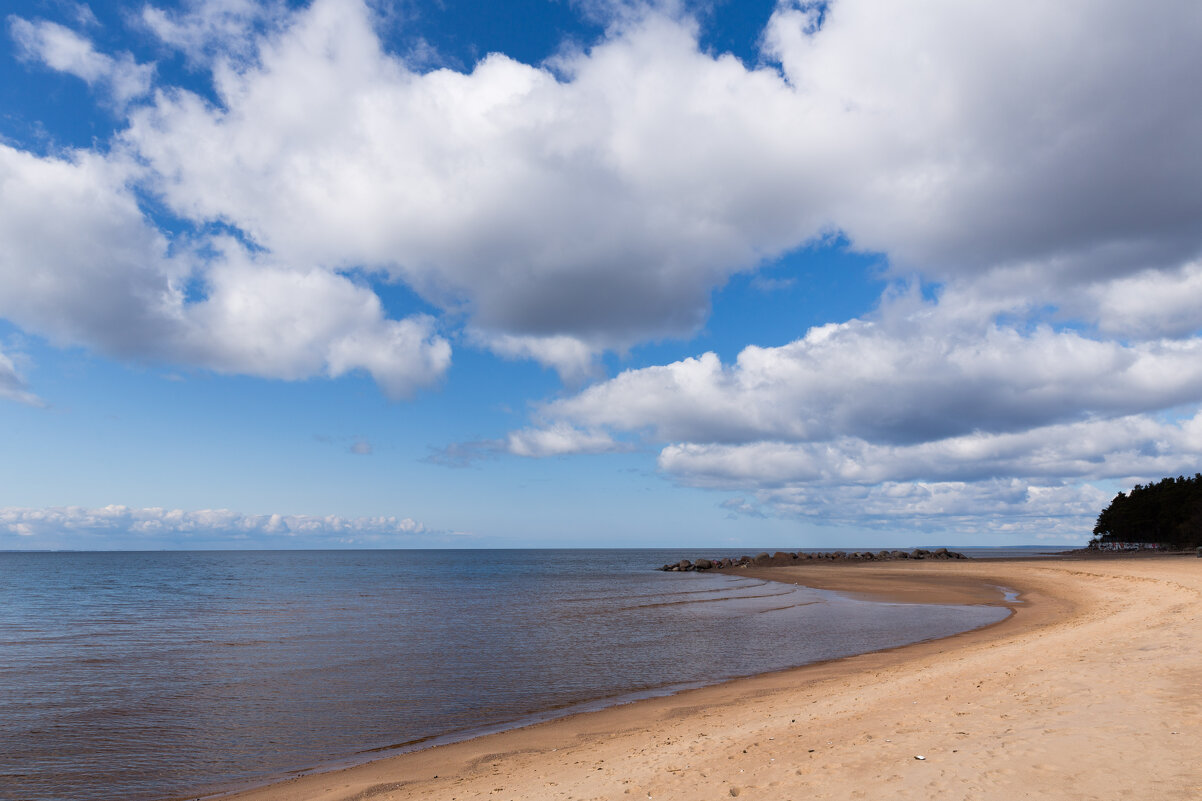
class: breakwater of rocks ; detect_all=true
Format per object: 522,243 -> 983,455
659,548 -> 967,572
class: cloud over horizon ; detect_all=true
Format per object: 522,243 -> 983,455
4,0 -> 1202,539
0,504 -> 447,548
507,292 -> 1202,534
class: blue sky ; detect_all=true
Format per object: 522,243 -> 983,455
2,0 -> 1202,549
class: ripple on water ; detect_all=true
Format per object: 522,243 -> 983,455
0,550 -> 1009,801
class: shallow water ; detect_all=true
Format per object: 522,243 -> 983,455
0,549 -> 1007,801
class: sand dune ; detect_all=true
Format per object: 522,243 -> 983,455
215,557 -> 1202,801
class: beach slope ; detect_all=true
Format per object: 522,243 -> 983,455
216,557 -> 1202,801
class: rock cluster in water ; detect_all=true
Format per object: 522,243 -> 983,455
658,549 -> 967,572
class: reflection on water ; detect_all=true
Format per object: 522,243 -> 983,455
0,550 -> 1007,801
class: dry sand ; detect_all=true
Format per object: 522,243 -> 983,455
212,556 -> 1202,801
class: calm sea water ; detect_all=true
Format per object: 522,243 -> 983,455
0,550 -> 1009,801
956,545 -> 1072,558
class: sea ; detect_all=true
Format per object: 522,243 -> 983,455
0,549 -> 1022,801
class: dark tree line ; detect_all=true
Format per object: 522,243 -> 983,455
1093,474 -> 1202,548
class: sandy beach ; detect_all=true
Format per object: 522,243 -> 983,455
212,556 -> 1202,801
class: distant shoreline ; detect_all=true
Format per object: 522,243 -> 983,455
205,555 -> 1202,801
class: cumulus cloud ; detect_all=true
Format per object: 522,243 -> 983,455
657,413 -> 1202,489
1087,260 -> 1202,340
479,333 -> 601,384
9,16 -> 153,106
0,145 -> 450,397
178,241 -> 451,398
4,0 -> 1201,390
112,0 -> 1202,368
763,0 -> 1202,284
123,2 -> 778,361
504,291 -> 1202,533
0,504 -> 442,547
3,0 -> 1202,544
533,300 -> 1202,447
0,144 -> 181,357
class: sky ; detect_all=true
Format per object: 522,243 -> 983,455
2,0 -> 1201,550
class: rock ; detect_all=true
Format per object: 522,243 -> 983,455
660,546 -> 978,571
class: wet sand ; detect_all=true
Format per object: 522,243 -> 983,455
210,556 -> 1202,801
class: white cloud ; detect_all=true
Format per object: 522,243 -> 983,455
1087,260 -> 1202,339
0,347 -> 42,406
762,0 -> 1202,283
141,0 -> 288,68
504,291 -> 1202,533
534,300 -> 1202,447
745,480 -> 1110,541
1,0 -> 1200,523
0,504 -> 438,546
0,145 -> 450,398
479,332 -> 600,383
69,3 -> 100,28
4,0 -> 1201,384
179,241 -> 451,398
657,413 -> 1202,489
0,144 -> 182,356
106,0 -> 1202,370
125,2 -> 778,357
9,16 -> 153,106
505,422 -> 621,458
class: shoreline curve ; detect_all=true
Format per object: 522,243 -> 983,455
196,556 -> 1201,801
